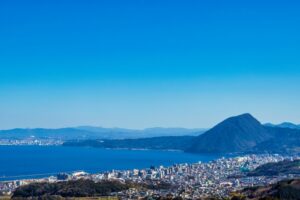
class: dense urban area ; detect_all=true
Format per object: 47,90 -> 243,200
1,154 -> 299,199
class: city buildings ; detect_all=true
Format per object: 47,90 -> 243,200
1,154 -> 298,199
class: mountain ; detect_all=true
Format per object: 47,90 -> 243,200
264,122 -> 300,129
3,114 -> 300,154
251,126 -> 300,154
76,126 -> 205,138
187,113 -> 300,154
0,128 -> 95,140
63,113 -> 300,154
186,113 -> 273,153
0,127 -> 205,141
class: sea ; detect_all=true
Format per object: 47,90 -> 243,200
0,145 -> 222,181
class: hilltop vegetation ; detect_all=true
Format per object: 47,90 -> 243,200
12,179 -> 173,200
234,179 -> 300,200
247,159 -> 300,177
11,179 -> 300,200
12,180 -> 130,199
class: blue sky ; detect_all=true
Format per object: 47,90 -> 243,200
0,0 -> 300,129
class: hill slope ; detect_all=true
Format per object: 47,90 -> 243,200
239,179 -> 300,200
247,159 -> 300,176
252,126 -> 300,154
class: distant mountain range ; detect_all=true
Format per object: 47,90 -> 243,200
65,113 -> 300,154
2,114 -> 300,154
0,127 -> 205,140
264,122 -> 300,129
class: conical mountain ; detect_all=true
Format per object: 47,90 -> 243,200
186,113 -> 272,153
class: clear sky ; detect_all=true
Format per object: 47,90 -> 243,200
0,0 -> 300,129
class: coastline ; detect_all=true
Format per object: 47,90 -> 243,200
0,145 -> 221,182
